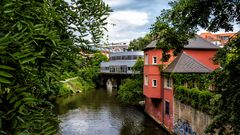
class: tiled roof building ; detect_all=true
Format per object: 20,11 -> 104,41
199,32 -> 236,47
145,35 -> 220,50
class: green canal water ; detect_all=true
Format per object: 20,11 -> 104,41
54,88 -> 169,135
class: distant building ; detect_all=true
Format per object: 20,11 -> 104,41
108,42 -> 129,52
100,51 -> 143,74
97,42 -> 129,58
199,32 -> 236,47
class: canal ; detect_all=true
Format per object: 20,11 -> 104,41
54,88 -> 169,135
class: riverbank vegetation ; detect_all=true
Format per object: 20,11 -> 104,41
118,58 -> 144,103
0,0 -> 110,134
58,52 -> 108,96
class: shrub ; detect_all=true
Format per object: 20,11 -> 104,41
175,86 -> 218,114
118,78 -> 143,103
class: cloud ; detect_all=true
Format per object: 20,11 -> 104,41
105,31 -> 147,43
105,10 -> 149,42
103,0 -> 132,8
109,10 -> 149,27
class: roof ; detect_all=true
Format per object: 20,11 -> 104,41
184,35 -> 220,49
144,36 -> 220,50
144,40 -> 158,50
162,52 -> 213,73
100,60 -> 137,67
110,51 -> 143,57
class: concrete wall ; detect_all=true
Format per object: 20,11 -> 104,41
174,99 -> 212,135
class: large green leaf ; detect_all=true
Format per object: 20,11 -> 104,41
0,77 -> 11,84
20,57 -> 36,64
0,65 -> 15,70
0,71 -> 13,78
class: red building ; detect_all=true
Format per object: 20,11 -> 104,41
143,35 -> 220,133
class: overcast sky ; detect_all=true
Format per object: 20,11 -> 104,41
103,0 -> 239,43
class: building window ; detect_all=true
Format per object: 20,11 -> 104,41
144,75 -> 148,86
164,77 -> 172,88
165,101 -> 170,115
152,56 -> 157,64
145,54 -> 148,64
221,36 -> 229,40
152,79 -> 157,87
128,67 -> 131,70
133,55 -> 137,60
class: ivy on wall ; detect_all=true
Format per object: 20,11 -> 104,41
175,86 -> 221,114
164,73 -> 221,114
170,73 -> 214,90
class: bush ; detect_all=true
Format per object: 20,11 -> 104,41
175,86 -> 218,114
118,78 -> 143,103
58,77 -> 95,96
59,83 -> 72,95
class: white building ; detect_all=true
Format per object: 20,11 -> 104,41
100,51 -> 144,74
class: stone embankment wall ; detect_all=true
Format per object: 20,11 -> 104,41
174,99 -> 213,135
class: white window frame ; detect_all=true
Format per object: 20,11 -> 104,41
152,79 -> 157,87
164,77 -> 172,89
152,56 -> 157,64
144,75 -> 148,86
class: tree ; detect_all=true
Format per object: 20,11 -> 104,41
151,0 -> 240,134
151,0 -> 239,60
132,58 -> 144,74
118,58 -> 144,103
118,78 -> 143,103
207,34 -> 240,134
0,0 -> 110,134
128,34 -> 152,51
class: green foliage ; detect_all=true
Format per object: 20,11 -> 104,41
59,78 -> 95,96
58,52 -> 108,95
118,78 -> 143,103
175,86 -> 216,113
169,0 -> 239,32
132,58 -> 144,74
0,0 -> 110,134
207,34 -> 240,134
151,0 -> 239,61
150,15 -> 193,61
170,73 -> 213,90
59,83 -> 72,96
128,34 -> 152,51
118,59 -> 144,103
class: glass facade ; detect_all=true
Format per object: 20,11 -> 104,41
100,51 -> 144,74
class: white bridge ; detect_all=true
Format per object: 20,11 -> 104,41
99,51 -> 143,90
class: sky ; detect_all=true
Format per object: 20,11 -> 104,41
103,0 -> 171,43
103,0 -> 239,43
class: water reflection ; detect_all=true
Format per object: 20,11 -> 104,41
54,88 -> 169,135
